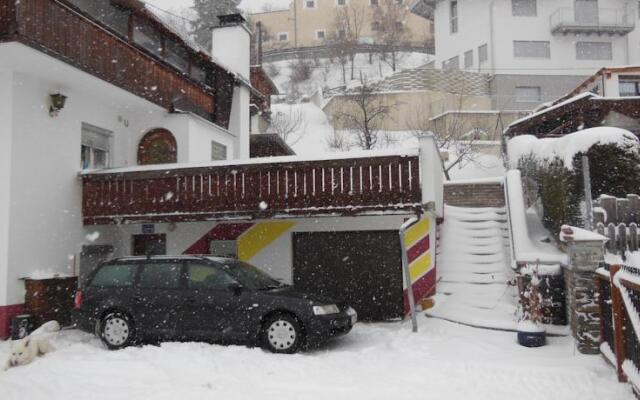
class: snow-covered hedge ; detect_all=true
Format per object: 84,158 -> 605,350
509,128 -> 640,234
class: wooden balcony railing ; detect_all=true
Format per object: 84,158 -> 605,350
82,154 -> 422,225
0,0 -> 233,126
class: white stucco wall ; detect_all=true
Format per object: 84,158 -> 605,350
0,69 -> 13,306
0,43 -> 244,305
433,0 -> 636,75
88,213 -> 432,286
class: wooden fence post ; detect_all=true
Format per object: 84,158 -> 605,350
609,264 -> 628,383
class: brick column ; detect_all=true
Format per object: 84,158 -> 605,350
561,228 -> 607,354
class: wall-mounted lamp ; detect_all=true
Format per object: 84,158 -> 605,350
49,93 -> 67,117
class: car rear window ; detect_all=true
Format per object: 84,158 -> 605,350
139,263 -> 182,289
90,264 -> 138,288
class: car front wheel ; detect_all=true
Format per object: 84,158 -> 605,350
99,311 -> 135,350
262,313 -> 303,354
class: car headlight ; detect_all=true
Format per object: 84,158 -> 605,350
312,304 -> 340,315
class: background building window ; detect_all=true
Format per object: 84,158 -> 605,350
515,86 -> 542,102
337,0 -> 346,5
512,0 -> 536,16
316,30 -> 326,40
576,42 -> 612,60
211,141 -> 228,161
464,50 -> 473,68
370,0 -> 379,5
138,129 -> 177,165
619,76 -> 640,96
450,1 -> 458,33
305,0 -> 316,8
371,21 -> 381,31
513,41 -> 550,58
278,32 -> 289,41
478,44 -> 488,63
81,123 -> 112,170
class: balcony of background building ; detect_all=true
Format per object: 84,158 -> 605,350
550,7 -> 634,36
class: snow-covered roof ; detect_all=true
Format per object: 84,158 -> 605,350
507,127 -> 639,170
507,92 -> 596,129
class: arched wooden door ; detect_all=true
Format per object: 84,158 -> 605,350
137,129 -> 177,165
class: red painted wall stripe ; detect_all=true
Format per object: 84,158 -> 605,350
407,235 -> 430,265
0,304 -> 25,339
183,223 -> 254,254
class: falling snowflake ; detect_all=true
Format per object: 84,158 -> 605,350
259,201 -> 268,210
85,231 -> 100,242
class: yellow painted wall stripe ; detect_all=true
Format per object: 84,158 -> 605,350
404,218 -> 430,248
238,221 -> 296,261
409,252 -> 432,282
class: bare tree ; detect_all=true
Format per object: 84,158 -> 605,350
372,0 -> 409,72
325,128 -> 350,152
407,93 -> 483,181
332,75 -> 395,150
269,106 -> 306,145
329,3 -> 366,81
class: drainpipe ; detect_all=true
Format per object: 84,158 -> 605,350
399,216 -> 421,333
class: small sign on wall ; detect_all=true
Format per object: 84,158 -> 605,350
142,224 -> 155,234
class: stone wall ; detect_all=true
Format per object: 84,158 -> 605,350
444,182 -> 505,208
564,267 -> 601,354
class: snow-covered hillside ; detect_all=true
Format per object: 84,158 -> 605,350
266,52 -> 432,99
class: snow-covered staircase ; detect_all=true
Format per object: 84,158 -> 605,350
427,205 -> 519,330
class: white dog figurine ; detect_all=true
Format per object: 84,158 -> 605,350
4,320 -> 60,370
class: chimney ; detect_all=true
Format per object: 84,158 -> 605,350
211,14 -> 251,80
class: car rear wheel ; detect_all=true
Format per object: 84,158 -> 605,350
99,311 -> 135,350
262,314 -> 303,354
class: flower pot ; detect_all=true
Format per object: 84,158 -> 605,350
517,320 -> 546,347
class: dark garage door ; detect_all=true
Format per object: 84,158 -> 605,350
293,231 -> 403,321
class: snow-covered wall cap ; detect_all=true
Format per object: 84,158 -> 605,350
559,225 -> 608,243
507,127 -> 639,170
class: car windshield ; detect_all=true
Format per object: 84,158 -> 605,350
219,260 -> 284,289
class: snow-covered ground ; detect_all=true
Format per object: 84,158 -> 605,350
0,319 -> 633,400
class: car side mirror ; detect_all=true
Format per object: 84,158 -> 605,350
228,283 -> 244,296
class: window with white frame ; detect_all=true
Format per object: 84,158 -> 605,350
512,0 -> 536,16
478,44 -> 488,63
513,40 -> 550,58
450,1 -> 458,33
211,141 -> 227,161
515,86 -> 541,102
464,49 -> 473,68
304,0 -> 316,8
336,0 -> 347,6
81,123 -> 112,170
576,42 -> 612,60
370,0 -> 379,6
619,76 -> 640,96
316,29 -> 326,40
278,32 -> 289,41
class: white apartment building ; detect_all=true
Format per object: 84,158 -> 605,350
419,0 -> 640,110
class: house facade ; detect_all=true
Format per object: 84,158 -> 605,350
421,0 -> 639,110
505,66 -> 640,137
249,0 -> 433,52
0,0 -> 444,336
